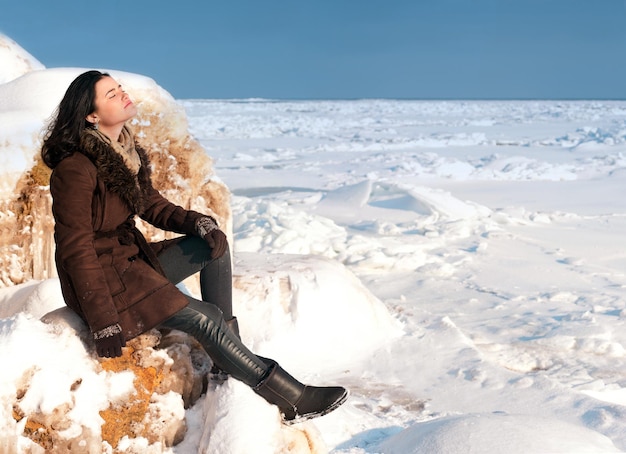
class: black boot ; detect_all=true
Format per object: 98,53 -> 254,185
253,358 -> 348,424
209,317 -> 241,383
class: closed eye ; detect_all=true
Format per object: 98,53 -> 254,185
106,85 -> 123,99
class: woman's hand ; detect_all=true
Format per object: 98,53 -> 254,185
196,216 -> 228,259
93,323 -> 126,358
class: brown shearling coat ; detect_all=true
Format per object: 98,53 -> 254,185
50,133 -> 205,340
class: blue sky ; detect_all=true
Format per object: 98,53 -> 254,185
1,0 -> 625,99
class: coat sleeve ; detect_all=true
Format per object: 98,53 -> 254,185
50,155 -> 120,333
139,182 -> 208,235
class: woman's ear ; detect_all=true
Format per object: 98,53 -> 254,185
85,113 -> 99,129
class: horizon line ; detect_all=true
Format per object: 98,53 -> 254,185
179,96 -> 626,102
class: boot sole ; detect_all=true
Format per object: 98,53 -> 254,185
282,389 -> 349,425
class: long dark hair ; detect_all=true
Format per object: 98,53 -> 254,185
41,70 -> 109,169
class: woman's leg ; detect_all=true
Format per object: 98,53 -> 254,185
157,235 -> 239,380
160,295 -> 348,423
157,235 -> 233,319
160,295 -> 267,387
157,236 -> 349,422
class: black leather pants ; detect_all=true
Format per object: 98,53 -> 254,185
160,298 -> 267,386
156,235 -> 233,319
157,236 -> 267,386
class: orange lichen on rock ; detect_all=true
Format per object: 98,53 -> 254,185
10,327 -> 209,452
12,407 -> 53,451
97,330 -> 197,449
98,344 -> 165,448
12,388 -> 99,453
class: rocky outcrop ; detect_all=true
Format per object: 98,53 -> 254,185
10,307 -> 212,452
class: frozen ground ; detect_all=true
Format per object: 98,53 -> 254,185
181,97 -> 626,453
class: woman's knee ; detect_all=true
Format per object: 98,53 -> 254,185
187,296 -> 225,321
186,236 -> 231,267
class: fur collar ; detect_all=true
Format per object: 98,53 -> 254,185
79,133 -> 153,215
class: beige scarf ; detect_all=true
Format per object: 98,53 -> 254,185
86,125 -> 142,174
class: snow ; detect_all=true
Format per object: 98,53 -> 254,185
3,33 -> 626,452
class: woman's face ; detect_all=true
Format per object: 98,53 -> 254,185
88,76 -> 137,132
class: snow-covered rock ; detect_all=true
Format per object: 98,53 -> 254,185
0,35 -> 44,84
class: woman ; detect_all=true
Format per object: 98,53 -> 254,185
41,70 -> 347,423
